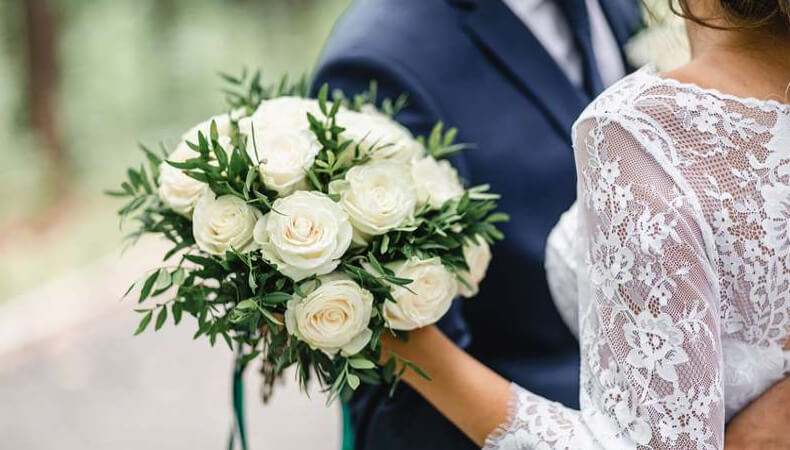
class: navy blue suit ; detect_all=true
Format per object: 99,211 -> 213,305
312,1 -> 641,448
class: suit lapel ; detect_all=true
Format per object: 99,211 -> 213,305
459,0 -> 589,141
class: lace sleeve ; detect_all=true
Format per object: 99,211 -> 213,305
545,203 -> 582,339
485,114 -> 725,449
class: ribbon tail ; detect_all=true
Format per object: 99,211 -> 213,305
228,352 -> 249,450
341,402 -> 355,450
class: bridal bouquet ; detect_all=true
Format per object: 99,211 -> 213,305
108,71 -> 506,411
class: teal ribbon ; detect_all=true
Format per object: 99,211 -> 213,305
341,402 -> 355,450
227,350 -> 355,450
228,354 -> 249,450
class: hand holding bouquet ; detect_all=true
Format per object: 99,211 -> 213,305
108,71 -> 506,410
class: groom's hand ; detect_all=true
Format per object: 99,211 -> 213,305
725,376 -> 790,450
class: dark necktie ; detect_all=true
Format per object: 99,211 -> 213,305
558,0 -> 605,96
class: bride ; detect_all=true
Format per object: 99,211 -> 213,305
379,0 -> 790,448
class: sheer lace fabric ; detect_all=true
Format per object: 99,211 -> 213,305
487,66 -> 790,449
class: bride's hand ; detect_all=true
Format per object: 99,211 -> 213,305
378,325 -> 511,446
725,375 -> 790,450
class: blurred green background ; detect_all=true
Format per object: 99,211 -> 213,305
0,0 -> 353,301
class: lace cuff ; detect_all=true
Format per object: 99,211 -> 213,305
482,383 -> 523,450
482,383 -> 593,449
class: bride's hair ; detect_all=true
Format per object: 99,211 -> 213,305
674,0 -> 790,29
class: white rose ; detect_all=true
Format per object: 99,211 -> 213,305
285,276 -> 374,357
158,112 -> 239,217
410,156 -> 464,209
336,110 -> 424,163
245,129 -> 320,196
238,98 -> 322,196
158,145 -> 206,217
329,160 -> 417,240
239,97 -> 320,135
192,193 -> 262,255
383,258 -> 458,330
253,191 -> 352,281
457,236 -> 492,298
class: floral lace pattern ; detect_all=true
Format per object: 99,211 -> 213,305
487,66 -> 790,449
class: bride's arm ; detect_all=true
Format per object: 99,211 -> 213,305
380,326 -> 511,446
379,113 -> 728,449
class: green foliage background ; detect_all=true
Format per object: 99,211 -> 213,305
0,0 -> 352,300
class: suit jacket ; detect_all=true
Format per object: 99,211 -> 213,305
312,1 -> 641,448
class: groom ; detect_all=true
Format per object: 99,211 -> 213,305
312,0 -> 640,448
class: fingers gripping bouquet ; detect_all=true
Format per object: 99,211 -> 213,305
109,71 -> 506,409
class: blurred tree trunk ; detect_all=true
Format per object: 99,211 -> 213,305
23,0 -> 68,202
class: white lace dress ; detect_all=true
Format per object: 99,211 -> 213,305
485,66 -> 790,450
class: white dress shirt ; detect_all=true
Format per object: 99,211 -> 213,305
502,0 -> 626,89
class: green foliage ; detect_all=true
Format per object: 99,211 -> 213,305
330,80 -> 408,117
221,69 -> 309,115
108,69 -> 508,404
365,186 -> 507,278
421,122 -> 471,160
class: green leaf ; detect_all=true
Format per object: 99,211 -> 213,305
134,311 -> 153,336
138,270 -> 159,302
248,270 -> 258,292
244,169 -> 257,197
366,251 -> 386,275
172,302 -> 183,325
428,122 -> 443,150
443,127 -> 458,146
346,373 -> 360,390
171,268 -> 186,286
485,212 -> 510,224
235,299 -> 259,311
166,160 -> 199,170
155,307 -> 168,331
261,292 -> 292,305
307,169 -> 323,192
380,234 -> 390,255
122,278 -> 140,299
197,131 -> 209,153
348,358 -> 376,370
326,371 -> 346,405
384,276 -> 412,286
210,120 -> 219,142
153,268 -> 171,291
318,83 -> 329,116
240,351 -> 261,366
407,361 -> 432,381
127,168 -> 143,188
121,182 -> 135,196
260,308 -> 283,326
213,143 -> 228,169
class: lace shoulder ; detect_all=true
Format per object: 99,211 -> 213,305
578,65 -> 790,123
